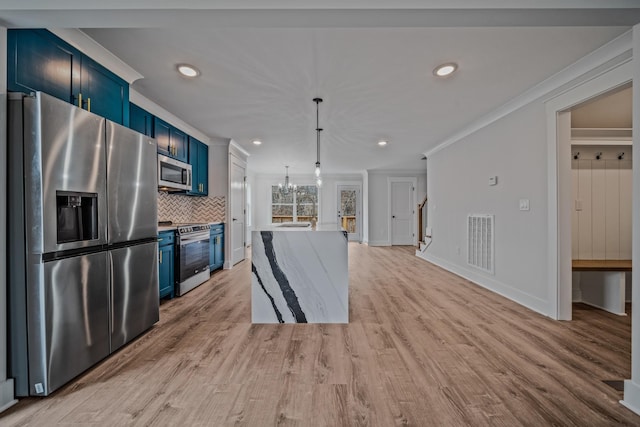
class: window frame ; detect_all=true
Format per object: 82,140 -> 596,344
270,181 -> 320,224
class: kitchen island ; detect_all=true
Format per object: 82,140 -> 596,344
251,223 -> 348,323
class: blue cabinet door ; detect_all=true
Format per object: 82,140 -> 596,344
80,56 -> 129,126
199,142 -> 209,195
158,231 -> 175,299
213,233 -> 224,270
154,118 -> 188,162
130,103 -> 154,137
209,229 -> 217,271
171,127 -> 188,163
210,225 -> 224,271
187,137 -> 209,196
154,117 -> 172,157
8,29 -> 81,105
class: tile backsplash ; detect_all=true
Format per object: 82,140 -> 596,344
158,192 -> 226,224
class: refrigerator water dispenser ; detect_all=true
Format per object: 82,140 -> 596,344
56,191 -> 98,243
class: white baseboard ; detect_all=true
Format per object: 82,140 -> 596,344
416,251 -> 550,317
368,240 -> 391,247
0,379 -> 16,414
621,380 -> 640,416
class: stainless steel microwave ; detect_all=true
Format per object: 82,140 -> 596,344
158,154 -> 192,191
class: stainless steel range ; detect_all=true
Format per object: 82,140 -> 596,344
175,223 -> 211,296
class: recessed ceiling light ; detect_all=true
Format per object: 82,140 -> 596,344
378,140 -> 388,147
252,140 -> 262,145
177,64 -> 200,77
433,63 -> 458,77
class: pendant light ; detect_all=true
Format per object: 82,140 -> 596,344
314,97 -> 323,187
278,165 -> 296,195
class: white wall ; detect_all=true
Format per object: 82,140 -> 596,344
571,147 -> 633,260
209,138 -> 230,198
424,101 -> 550,313
367,169 -> 426,246
251,173 -> 363,233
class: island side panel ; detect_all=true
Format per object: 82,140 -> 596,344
251,230 -> 348,324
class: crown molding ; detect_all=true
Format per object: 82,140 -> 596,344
424,29 -> 633,158
129,89 -> 211,143
48,28 -> 143,84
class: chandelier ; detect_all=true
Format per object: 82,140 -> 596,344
278,165 -> 296,195
314,97 -> 323,187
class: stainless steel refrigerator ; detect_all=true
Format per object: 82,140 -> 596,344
8,91 -> 159,396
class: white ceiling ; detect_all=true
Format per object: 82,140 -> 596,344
1,2 -> 638,175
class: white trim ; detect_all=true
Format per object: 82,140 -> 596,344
265,181 -> 320,224
230,139 -> 251,158
129,89 -> 211,143
368,168 -> 426,175
622,379 -> 640,417
571,139 -> 632,146
545,59 -> 633,320
425,29 -> 633,158
388,176 -> 418,246
416,251 -> 550,316
368,240 -> 391,247
48,28 -> 143,84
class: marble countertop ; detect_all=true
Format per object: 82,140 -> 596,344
254,222 -> 344,232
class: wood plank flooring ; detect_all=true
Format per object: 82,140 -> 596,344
2,244 -> 638,426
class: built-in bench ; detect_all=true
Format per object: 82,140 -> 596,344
572,259 -> 631,316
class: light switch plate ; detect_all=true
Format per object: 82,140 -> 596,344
489,176 -> 498,186
519,199 -> 530,211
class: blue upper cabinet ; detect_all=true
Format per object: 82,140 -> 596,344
7,29 -> 129,126
8,29 -> 81,104
187,137 -> 209,196
80,56 -> 129,126
154,117 -> 188,163
130,103 -> 154,137
172,128 -> 188,163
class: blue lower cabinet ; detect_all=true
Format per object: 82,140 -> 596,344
210,224 -> 224,272
158,231 -> 175,299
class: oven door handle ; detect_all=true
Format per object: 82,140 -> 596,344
179,231 -> 210,245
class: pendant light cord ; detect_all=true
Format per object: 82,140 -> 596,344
314,97 -> 323,167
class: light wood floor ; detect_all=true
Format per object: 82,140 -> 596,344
2,244 -> 638,426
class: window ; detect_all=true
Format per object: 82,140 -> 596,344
271,185 -> 318,223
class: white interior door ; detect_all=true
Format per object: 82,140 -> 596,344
337,185 -> 361,241
390,179 -> 415,245
231,161 -> 246,265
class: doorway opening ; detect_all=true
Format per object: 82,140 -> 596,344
568,84 -> 632,318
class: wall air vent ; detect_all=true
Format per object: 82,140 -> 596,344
467,214 -> 494,274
